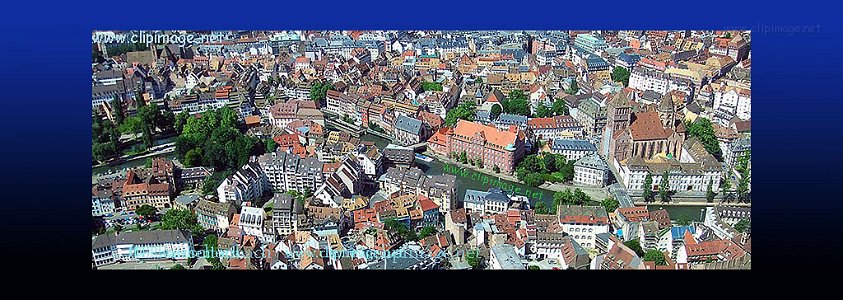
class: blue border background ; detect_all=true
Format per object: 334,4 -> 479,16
0,0 -> 838,271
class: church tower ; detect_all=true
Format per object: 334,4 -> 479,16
658,91 -> 676,130
607,91 -> 632,132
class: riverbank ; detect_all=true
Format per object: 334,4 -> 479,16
423,150 -> 608,201
92,143 -> 175,170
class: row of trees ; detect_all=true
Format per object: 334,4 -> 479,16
515,153 -> 575,187
641,171 -> 674,203
92,111 -> 121,163
534,188 -> 594,214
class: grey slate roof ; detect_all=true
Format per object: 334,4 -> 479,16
551,139 -> 597,152
273,193 -> 295,211
575,153 -> 608,170
175,194 -> 201,207
395,115 -> 423,135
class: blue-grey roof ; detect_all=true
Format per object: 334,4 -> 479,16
586,56 -> 609,68
551,139 -> 597,152
617,52 -> 641,64
464,189 -> 489,204
575,153 -> 608,169
175,194 -> 200,206
395,115 -> 423,134
475,111 -> 491,123
485,190 -> 511,203
671,226 -> 696,240
496,113 -> 528,125
490,244 -> 526,269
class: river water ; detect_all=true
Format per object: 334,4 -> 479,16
92,132 -> 706,222
361,133 -> 707,222
92,136 -> 178,176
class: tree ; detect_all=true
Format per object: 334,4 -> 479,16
465,249 -> 481,270
642,173 -> 654,202
721,175 -> 733,202
734,218 -> 750,233
624,239 -> 645,257
445,102 -> 476,127
528,265 -> 540,270
725,32 -> 732,39
706,179 -> 716,202
643,250 -> 667,266
459,151 -> 468,164
551,98 -> 569,116
422,81 -> 443,92
566,80 -> 579,95
535,102 -> 553,118
686,118 -> 723,160
418,226 -> 437,239
112,95 -> 124,125
490,104 -> 502,120
736,150 -> 751,175
524,173 -> 546,187
118,116 -> 145,134
136,204 -> 158,220
476,158 -> 484,169
170,264 -> 185,270
601,197 -> 619,214
534,201 -> 549,214
611,66 -> 631,87
676,215 -> 692,226
158,208 -> 203,233
310,81 -> 333,106
502,90 -> 531,116
493,165 -> 500,173
265,138 -> 277,153
737,169 -> 751,203
659,171 -> 671,203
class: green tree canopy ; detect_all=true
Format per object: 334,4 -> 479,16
465,249 -> 481,270
601,197 -> 619,213
686,118 -> 723,160
422,81 -> 443,92
445,102 -> 476,127
551,98 -> 569,116
642,173 -> 654,202
418,226 -> 437,239
659,171 -> 671,202
158,208 -> 202,233
136,204 -> 158,220
734,218 -> 750,233
643,249 -> 667,266
490,103 -> 502,120
624,239 -> 645,257
611,66 -> 631,87
501,90 -> 531,116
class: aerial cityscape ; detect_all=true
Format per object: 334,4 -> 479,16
91,30 -> 751,270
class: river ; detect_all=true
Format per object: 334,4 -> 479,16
361,134 -> 556,206
92,136 -> 178,176
361,133 -> 709,222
